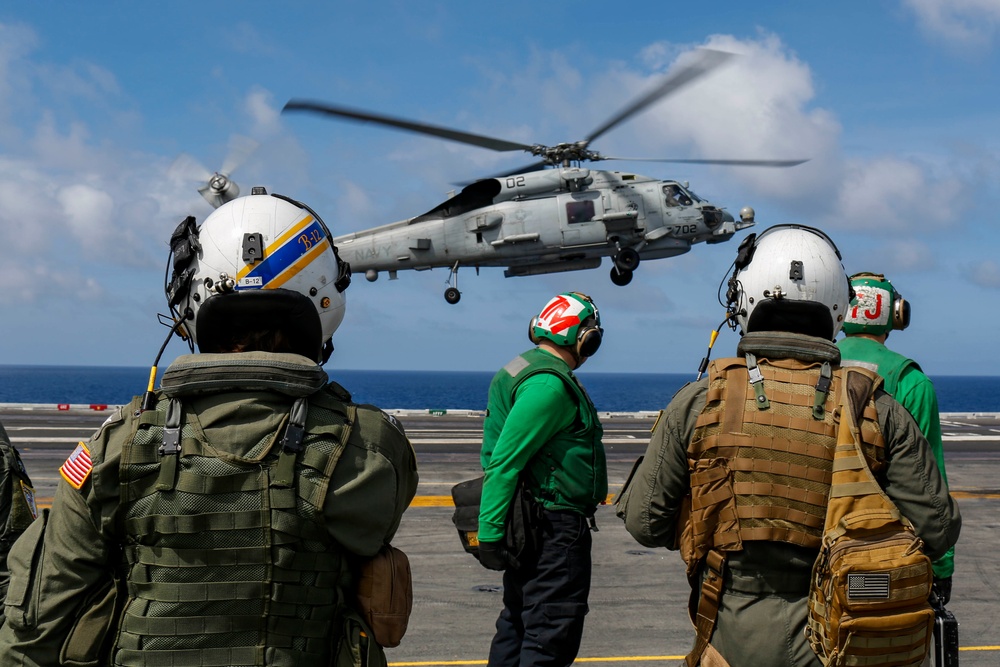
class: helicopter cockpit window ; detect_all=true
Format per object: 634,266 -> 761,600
566,200 -> 596,224
663,183 -> 693,207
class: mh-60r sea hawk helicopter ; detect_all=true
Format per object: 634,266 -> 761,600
280,50 -> 805,304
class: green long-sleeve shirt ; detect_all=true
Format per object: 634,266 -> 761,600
479,373 -> 576,542
838,335 -> 954,578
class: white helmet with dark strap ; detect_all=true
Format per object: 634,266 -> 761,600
726,224 -> 850,340
165,189 -> 351,363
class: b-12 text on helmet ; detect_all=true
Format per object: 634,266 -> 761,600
164,189 -> 352,364
725,224 -> 850,341
528,292 -> 603,358
842,272 -> 911,337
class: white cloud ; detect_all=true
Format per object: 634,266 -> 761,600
57,184 -> 115,251
245,87 -> 280,137
611,34 -> 842,202
0,261 -> 105,305
831,157 -> 964,231
904,0 -> 1000,47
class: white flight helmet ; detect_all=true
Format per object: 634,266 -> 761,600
726,224 -> 849,340
165,189 -> 351,363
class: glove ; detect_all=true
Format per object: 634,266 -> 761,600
932,576 -> 952,606
477,540 -> 520,571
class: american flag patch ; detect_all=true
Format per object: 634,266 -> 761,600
847,572 -> 891,600
60,442 -> 93,489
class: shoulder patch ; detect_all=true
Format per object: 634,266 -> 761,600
59,442 -> 94,490
20,481 -> 37,519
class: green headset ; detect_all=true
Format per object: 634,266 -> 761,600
842,272 -> 910,336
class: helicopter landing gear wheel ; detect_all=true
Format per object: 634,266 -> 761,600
443,261 -> 462,304
610,266 -> 633,286
615,247 -> 641,272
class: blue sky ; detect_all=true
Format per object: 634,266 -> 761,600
1,1 -> 999,375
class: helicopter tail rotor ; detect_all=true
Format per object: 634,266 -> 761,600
169,135 -> 259,209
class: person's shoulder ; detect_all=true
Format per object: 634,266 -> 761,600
310,382 -> 408,441
661,378 -> 708,422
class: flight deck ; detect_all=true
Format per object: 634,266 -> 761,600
3,405 -> 999,666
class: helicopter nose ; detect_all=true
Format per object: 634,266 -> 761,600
702,206 -> 724,230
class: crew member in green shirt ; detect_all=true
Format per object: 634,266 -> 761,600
838,271 -> 955,602
479,292 -> 607,667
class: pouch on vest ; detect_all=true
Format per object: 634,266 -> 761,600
334,607 -> 389,667
0,441 -> 37,568
806,370 -> 934,667
355,544 -> 412,648
450,476 -> 540,566
2,508 -> 47,630
59,573 -> 127,667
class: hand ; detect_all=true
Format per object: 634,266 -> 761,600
932,576 -> 952,606
478,540 -> 520,571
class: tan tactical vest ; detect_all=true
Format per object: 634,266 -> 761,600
113,390 -> 356,666
679,355 -> 886,667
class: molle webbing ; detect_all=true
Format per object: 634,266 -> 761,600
686,358 -> 844,553
115,392 -> 356,666
681,358 -> 887,667
805,368 -> 933,666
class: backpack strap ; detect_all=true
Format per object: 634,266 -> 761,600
686,549 -> 726,667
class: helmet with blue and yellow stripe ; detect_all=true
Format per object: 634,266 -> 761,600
166,189 -> 351,363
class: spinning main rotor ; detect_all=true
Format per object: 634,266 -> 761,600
283,49 -> 806,178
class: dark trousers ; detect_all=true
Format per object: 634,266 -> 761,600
487,509 -> 593,667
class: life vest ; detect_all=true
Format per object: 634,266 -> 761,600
112,387 -> 357,666
484,347 -> 607,512
837,336 -> 920,397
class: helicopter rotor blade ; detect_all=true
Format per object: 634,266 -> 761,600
283,100 -> 535,153
168,153 -> 213,184
220,135 -> 260,177
584,49 -> 735,146
600,156 -> 809,168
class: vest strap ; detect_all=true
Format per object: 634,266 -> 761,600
686,549 -> 726,667
275,397 -> 309,488
812,361 -> 832,420
745,353 -> 770,410
155,398 -> 183,491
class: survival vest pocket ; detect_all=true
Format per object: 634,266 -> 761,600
3,508 -> 48,630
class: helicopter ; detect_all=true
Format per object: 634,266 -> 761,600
278,50 -> 806,304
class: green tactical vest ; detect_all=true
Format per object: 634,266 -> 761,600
838,336 -> 919,396
486,348 -> 607,512
113,382 -> 356,665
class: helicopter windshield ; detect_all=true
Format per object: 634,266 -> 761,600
684,187 -> 705,203
662,183 -> 694,207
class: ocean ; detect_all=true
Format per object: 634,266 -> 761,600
0,365 -> 998,413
